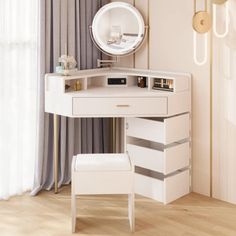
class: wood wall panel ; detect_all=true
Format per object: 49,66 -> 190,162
134,0 -> 149,69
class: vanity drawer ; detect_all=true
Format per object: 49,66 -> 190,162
135,170 -> 189,204
72,97 -> 167,116
126,114 -> 189,144
127,142 -> 189,175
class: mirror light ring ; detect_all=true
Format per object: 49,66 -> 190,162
213,1 -> 229,38
91,2 -> 145,56
193,31 -> 208,66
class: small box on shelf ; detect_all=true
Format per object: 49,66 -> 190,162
137,76 -> 147,88
152,78 -> 174,92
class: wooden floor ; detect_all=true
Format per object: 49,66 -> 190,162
1,186 -> 236,236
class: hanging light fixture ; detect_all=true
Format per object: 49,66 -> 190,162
212,0 -> 229,38
192,0 -> 229,66
192,0 -> 212,65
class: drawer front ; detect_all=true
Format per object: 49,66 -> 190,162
164,169 -> 190,204
135,173 -> 164,202
126,114 -> 190,144
127,144 -> 165,173
135,170 -> 189,204
72,97 -> 167,116
127,142 -> 189,175
165,142 -> 190,174
164,113 -> 190,144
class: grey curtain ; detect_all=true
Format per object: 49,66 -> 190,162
32,0 -> 110,195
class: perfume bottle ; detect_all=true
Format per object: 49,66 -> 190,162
140,77 -> 146,88
73,80 -> 81,91
137,77 -> 141,87
109,25 -> 122,44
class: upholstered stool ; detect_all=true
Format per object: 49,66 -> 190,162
71,153 -> 134,233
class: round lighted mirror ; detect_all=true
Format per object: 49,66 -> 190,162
91,2 -> 145,56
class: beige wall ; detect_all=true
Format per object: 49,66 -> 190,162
114,0 -> 211,196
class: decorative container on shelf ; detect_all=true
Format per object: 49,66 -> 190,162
57,53 -> 78,76
63,68 -> 78,76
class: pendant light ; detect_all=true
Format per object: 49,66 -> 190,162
212,0 -> 229,38
192,0 -> 229,66
192,0 -> 212,65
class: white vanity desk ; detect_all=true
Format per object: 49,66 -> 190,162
45,67 -> 191,204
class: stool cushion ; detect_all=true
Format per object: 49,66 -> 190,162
74,153 -> 131,172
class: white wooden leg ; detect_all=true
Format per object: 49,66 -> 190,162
72,194 -> 76,233
128,193 -> 135,232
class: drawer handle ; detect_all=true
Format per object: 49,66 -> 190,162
116,104 -> 130,108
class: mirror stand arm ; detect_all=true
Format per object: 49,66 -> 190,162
97,57 -> 119,68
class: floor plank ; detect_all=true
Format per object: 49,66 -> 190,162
0,186 -> 236,236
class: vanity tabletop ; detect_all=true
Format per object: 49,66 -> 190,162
46,67 -> 191,81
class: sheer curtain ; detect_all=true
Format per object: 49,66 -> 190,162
0,0 -> 39,199
212,0 -> 236,204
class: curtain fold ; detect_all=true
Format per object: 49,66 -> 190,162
32,0 -> 111,195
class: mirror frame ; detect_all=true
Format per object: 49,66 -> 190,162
91,2 -> 146,57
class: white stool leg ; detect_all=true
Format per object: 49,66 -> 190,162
72,193 -> 76,233
128,193 -> 135,232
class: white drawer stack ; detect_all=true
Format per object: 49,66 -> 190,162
126,114 -> 190,204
